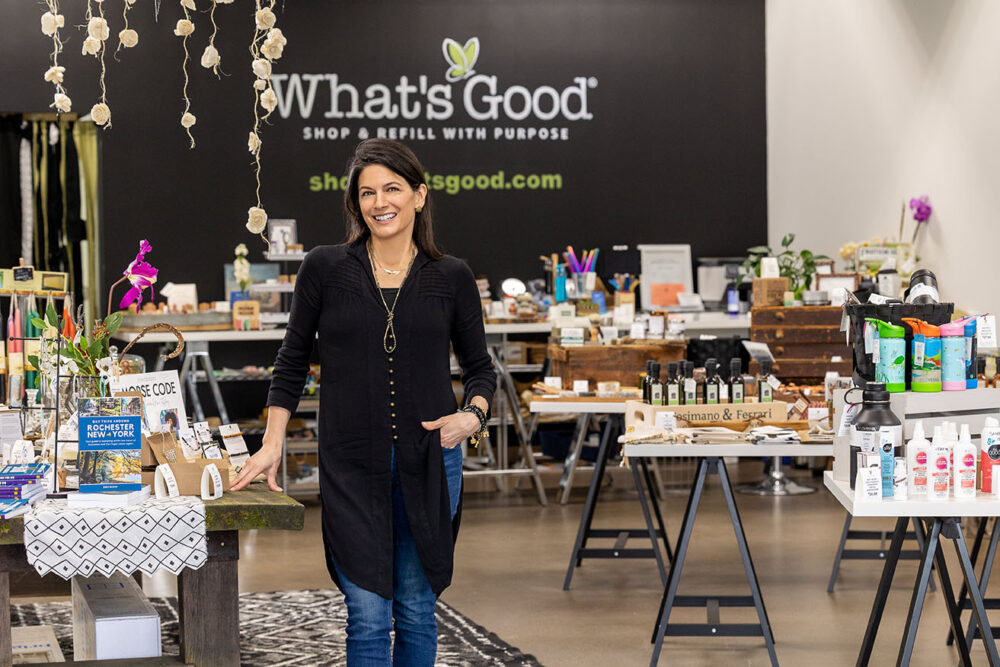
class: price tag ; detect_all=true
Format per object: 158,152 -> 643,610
766,375 -> 781,390
154,464 -> 180,499
201,463 -> 224,500
630,322 -> 646,339
654,411 -> 677,431
864,322 -> 874,354
978,315 -> 997,350
838,402 -> 860,437
871,329 -> 880,364
572,380 -> 589,393
914,339 -> 925,367
544,376 -> 563,390
720,384 -> 729,400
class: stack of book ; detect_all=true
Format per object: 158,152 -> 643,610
0,462 -> 51,519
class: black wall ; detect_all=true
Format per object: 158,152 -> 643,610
1,0 -> 766,305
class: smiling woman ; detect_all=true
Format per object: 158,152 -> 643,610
231,139 -> 496,666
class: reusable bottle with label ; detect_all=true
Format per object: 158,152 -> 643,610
865,318 -> 906,393
940,320 -> 968,391
965,317 -> 979,389
704,359 -> 721,405
666,362 -> 681,406
728,359 -> 745,404
902,318 -> 942,392
849,382 -> 902,489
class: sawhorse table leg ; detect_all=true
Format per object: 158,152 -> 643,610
828,512 -> 935,593
856,516 -> 1000,667
649,457 -> 777,667
563,416 -> 671,590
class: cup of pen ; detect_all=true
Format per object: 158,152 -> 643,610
574,272 -> 595,298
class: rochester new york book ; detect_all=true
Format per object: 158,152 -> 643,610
77,397 -> 143,493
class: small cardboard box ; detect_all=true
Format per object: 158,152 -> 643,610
72,573 -> 161,661
752,277 -> 791,307
625,400 -> 786,430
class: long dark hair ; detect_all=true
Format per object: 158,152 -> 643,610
343,139 -> 443,259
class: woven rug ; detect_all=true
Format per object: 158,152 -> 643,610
11,589 -> 543,666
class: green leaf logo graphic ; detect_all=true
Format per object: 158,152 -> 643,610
442,37 -> 479,82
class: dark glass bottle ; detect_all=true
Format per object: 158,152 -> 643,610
666,362 -> 681,406
682,361 -> 697,405
758,359 -> 775,403
642,359 -> 654,403
649,362 -> 664,406
704,359 -> 721,405
849,382 -> 902,489
729,358 -> 745,404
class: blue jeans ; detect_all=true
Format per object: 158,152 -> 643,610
334,446 -> 462,667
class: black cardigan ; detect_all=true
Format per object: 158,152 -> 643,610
267,239 -> 496,597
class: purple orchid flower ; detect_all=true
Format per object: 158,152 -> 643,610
909,196 -> 932,223
119,239 -> 159,310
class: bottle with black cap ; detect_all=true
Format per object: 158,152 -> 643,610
666,362 -> 681,405
905,269 -> 940,304
682,361 -> 697,405
704,359 -> 721,405
642,360 -> 654,403
648,362 -> 664,406
758,360 -> 775,403
728,358 -> 745,404
849,382 -> 902,489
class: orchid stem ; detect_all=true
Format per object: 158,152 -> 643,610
107,276 -> 127,318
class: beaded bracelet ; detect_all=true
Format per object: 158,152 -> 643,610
459,404 -> 489,445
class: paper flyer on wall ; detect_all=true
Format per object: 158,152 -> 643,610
110,370 -> 187,433
77,397 -> 143,493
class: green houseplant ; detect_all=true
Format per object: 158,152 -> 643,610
740,234 -> 829,299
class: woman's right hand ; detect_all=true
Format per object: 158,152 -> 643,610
230,434 -> 284,492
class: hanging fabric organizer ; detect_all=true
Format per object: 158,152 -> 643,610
21,495 -> 207,579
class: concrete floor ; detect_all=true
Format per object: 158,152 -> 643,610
64,461 -> 1000,665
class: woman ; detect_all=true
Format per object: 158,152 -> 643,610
231,138 -> 495,666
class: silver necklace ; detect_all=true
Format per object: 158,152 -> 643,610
367,241 -> 417,354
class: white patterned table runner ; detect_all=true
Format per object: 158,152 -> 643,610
23,496 -> 208,579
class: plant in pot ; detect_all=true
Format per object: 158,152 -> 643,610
231,243 -> 252,306
739,234 -> 829,300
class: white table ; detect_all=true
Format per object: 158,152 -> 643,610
824,472 -> 1000,666
625,441 -> 832,667
672,311 -> 750,337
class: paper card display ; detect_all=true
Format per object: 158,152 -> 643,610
77,397 -> 143,493
110,371 -> 187,434
218,423 -> 250,468
193,421 -> 223,459
178,428 -> 202,458
233,300 -> 261,331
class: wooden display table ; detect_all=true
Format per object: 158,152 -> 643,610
0,484 -> 304,667
547,341 -> 686,388
750,306 -> 851,381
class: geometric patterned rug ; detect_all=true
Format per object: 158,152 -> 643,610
11,589 -> 544,666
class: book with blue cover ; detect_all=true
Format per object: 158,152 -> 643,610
0,462 -> 51,481
0,498 -> 32,520
77,397 -> 143,493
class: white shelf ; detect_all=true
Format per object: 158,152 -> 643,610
250,283 -> 295,293
286,439 -> 318,453
530,399 -> 629,414
265,252 -> 307,262
824,470 -> 1000,517
114,329 -> 288,343
625,442 -> 834,458
484,322 -> 552,334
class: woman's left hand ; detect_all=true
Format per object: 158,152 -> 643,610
422,411 -> 481,449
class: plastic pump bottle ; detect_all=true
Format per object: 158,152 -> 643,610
929,425 -> 950,500
955,424 -> 978,498
982,417 -> 1000,494
906,421 -> 930,497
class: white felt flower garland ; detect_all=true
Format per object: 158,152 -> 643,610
40,1 -> 70,114
117,0 -> 139,54
174,0 -> 197,147
83,0 -> 112,128
246,0 -> 287,239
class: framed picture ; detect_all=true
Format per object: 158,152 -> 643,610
267,219 -> 297,248
39,272 -> 67,291
816,273 -> 860,307
636,244 -> 693,309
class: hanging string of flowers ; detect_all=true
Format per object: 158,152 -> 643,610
201,0 -> 222,75
246,0 -> 287,240
84,0 -> 112,128
117,0 -> 139,56
174,0 -> 197,147
41,0 -> 70,113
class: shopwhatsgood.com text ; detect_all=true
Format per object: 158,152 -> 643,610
310,171 -> 563,195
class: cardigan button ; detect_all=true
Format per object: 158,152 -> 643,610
390,380 -> 394,385
391,390 -> 395,395
393,435 -> 398,440
392,425 -> 397,429
390,402 -> 395,407
391,413 -> 396,418
389,369 -> 394,374
388,357 -> 394,362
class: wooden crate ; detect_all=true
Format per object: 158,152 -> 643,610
547,341 -> 686,388
750,306 -> 852,382
625,400 -> 786,429
752,277 -> 791,307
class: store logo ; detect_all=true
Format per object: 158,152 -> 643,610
443,37 -> 479,82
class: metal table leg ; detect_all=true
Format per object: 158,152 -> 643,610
640,458 -> 674,564
857,517 -> 908,666
961,517 -> 1000,652
948,516 -> 991,645
952,520 -> 1000,666
828,513 -> 931,594
632,457 -> 668,586
897,518 -> 943,666
736,456 -> 816,495
922,520 -> 973,667
559,414 -> 592,505
490,348 -> 548,506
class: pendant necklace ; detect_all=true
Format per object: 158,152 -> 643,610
367,241 -> 417,354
